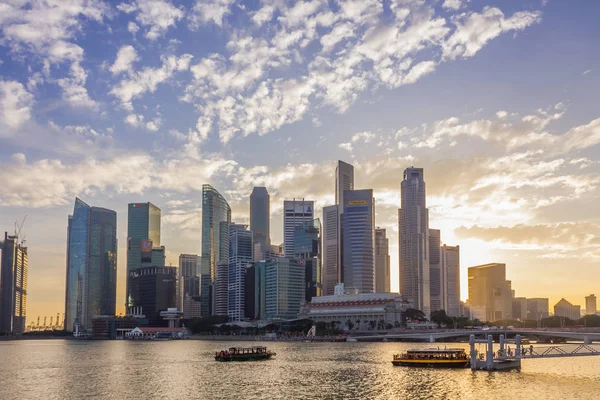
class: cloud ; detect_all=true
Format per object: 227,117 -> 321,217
110,45 -> 140,75
117,0 -> 183,40
442,0 -> 470,11
338,131 -> 376,152
188,0 -> 235,28
0,79 -> 34,132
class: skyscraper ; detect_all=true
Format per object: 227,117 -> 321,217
429,229 -> 441,311
64,198 -> 117,333
335,160 -> 354,208
0,232 -> 28,335
228,224 -> 253,321
283,199 -> 314,257
250,187 -> 270,249
375,228 -> 390,293
178,254 -> 200,316
468,263 -> 512,322
441,245 -> 460,317
322,205 -> 339,296
399,167 -> 431,315
585,294 -> 597,315
294,219 -> 322,302
264,258 -> 305,319
341,189 -> 375,294
128,266 -> 177,326
201,184 -> 231,316
126,202 -> 160,308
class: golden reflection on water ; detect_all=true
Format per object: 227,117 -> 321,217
0,340 -> 599,399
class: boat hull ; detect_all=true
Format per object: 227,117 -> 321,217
215,354 -> 274,362
391,360 -> 470,368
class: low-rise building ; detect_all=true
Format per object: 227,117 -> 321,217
554,298 -> 581,320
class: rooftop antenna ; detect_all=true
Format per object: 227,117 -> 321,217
15,215 -> 27,245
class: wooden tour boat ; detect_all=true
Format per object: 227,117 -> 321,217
392,348 -> 470,368
214,346 -> 275,362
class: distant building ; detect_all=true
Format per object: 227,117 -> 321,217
512,297 -> 528,320
253,242 -> 283,262
399,167 -> 431,315
228,224 -> 253,321
65,198 -> 117,333
341,189 -> 375,294
527,298 -> 549,320
293,219 -> 322,302
468,263 -> 512,322
128,266 -> 177,326
335,161 -> 354,280
213,261 -> 229,317
322,205 -> 339,296
283,199 -> 314,257
586,294 -> 597,315
127,202 -> 161,309
250,187 -> 270,249
429,229 -> 441,310
92,314 -> 148,339
375,228 -> 391,293
178,254 -> 200,315
263,258 -> 305,319
554,298 -> 581,320
0,232 -> 28,335
182,294 -> 202,319
441,245 -> 460,317
201,184 -> 231,316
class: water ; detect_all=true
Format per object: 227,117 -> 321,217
1,340 -> 599,399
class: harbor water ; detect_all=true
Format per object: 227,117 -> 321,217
1,340 -> 599,399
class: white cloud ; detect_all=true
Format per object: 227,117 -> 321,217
146,117 -> 162,131
442,0 -> 470,11
128,21 -> 140,36
496,110 -> 508,119
0,79 -> 34,131
125,113 -> 145,127
110,45 -> 139,75
338,131 -> 376,152
118,0 -> 183,40
582,69 -> 592,76
189,0 -> 235,28
56,62 -> 97,109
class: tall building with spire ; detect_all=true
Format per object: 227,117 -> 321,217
0,232 -> 28,335
399,167 -> 431,315
201,184 -> 231,315
65,198 -> 117,333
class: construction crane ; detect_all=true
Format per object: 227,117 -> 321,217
14,215 -> 27,246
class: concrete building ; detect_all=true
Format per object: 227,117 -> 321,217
468,263 -> 512,322
527,298 -> 549,320
283,199 -> 314,257
399,167 -> 430,315
254,242 -> 283,262
201,184 -> 231,316
342,189 -> 375,294
182,294 -> 202,319
293,219 -> 322,302
0,232 -> 28,335
375,228 -> 390,293
126,202 -> 160,309
250,187 -> 270,249
178,254 -> 200,315
512,297 -> 528,320
322,205 -> 339,296
586,294 -> 597,315
228,224 -> 253,321
429,229 -> 441,311
554,298 -> 581,320
214,261 -> 229,317
65,198 -> 117,333
128,266 -> 177,326
335,161 -> 354,277
441,245 -> 460,317
263,258 -> 305,319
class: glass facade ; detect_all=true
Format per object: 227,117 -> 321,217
128,266 -> 177,326
178,254 -> 200,312
293,219 -> 322,302
283,199 -> 314,257
250,187 -> 270,249
228,224 -> 253,321
264,258 -> 305,320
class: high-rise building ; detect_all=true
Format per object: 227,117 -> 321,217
228,224 -> 253,321
65,198 -> 117,333
429,229 -> 441,310
126,202 -> 160,308
375,228 -> 390,293
399,167 -> 431,315
283,199 -> 314,257
322,205 -> 339,296
178,254 -> 200,315
294,219 -> 322,302
254,243 -> 283,262
250,187 -> 270,249
335,160 -> 354,211
244,264 -> 257,320
527,298 -> 549,320
214,261 -> 229,317
201,184 -> 231,316
585,294 -> 597,315
0,232 -> 28,335
264,258 -> 305,319
554,298 -> 581,320
468,263 -> 512,322
341,189 -> 375,294
512,297 -> 528,320
441,245 -> 460,317
128,266 -> 177,326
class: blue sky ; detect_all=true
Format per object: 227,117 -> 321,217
1,0 -> 599,319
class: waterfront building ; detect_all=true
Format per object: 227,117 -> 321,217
64,198 -> 117,333
250,187 -> 270,249
178,254 -> 200,315
0,232 -> 28,335
294,219 -> 322,302
554,298 -> 581,320
298,288 -> 406,328
441,245 -> 460,317
182,294 -> 202,319
586,294 -> 597,315
322,205 -> 339,296
399,167 -> 431,315
91,314 -> 148,339
264,258 -> 305,319
126,202 -> 161,309
201,184 -> 231,316
467,263 -> 512,322
527,298 -> 550,320
128,266 -> 177,326
244,264 -> 257,320
283,199 -> 314,257
214,261 -> 229,317
429,229 -> 441,310
512,297 -> 528,320
228,224 -> 254,321
375,228 -> 390,293
341,189 -> 375,294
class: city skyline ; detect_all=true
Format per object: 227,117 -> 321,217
0,1 -> 599,319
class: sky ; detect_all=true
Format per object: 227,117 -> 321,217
0,0 -> 599,321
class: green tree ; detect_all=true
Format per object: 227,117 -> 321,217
346,319 -> 355,331
403,308 -> 427,324
430,310 -> 451,328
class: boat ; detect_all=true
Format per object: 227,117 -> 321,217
392,348 -> 470,368
214,346 -> 275,362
